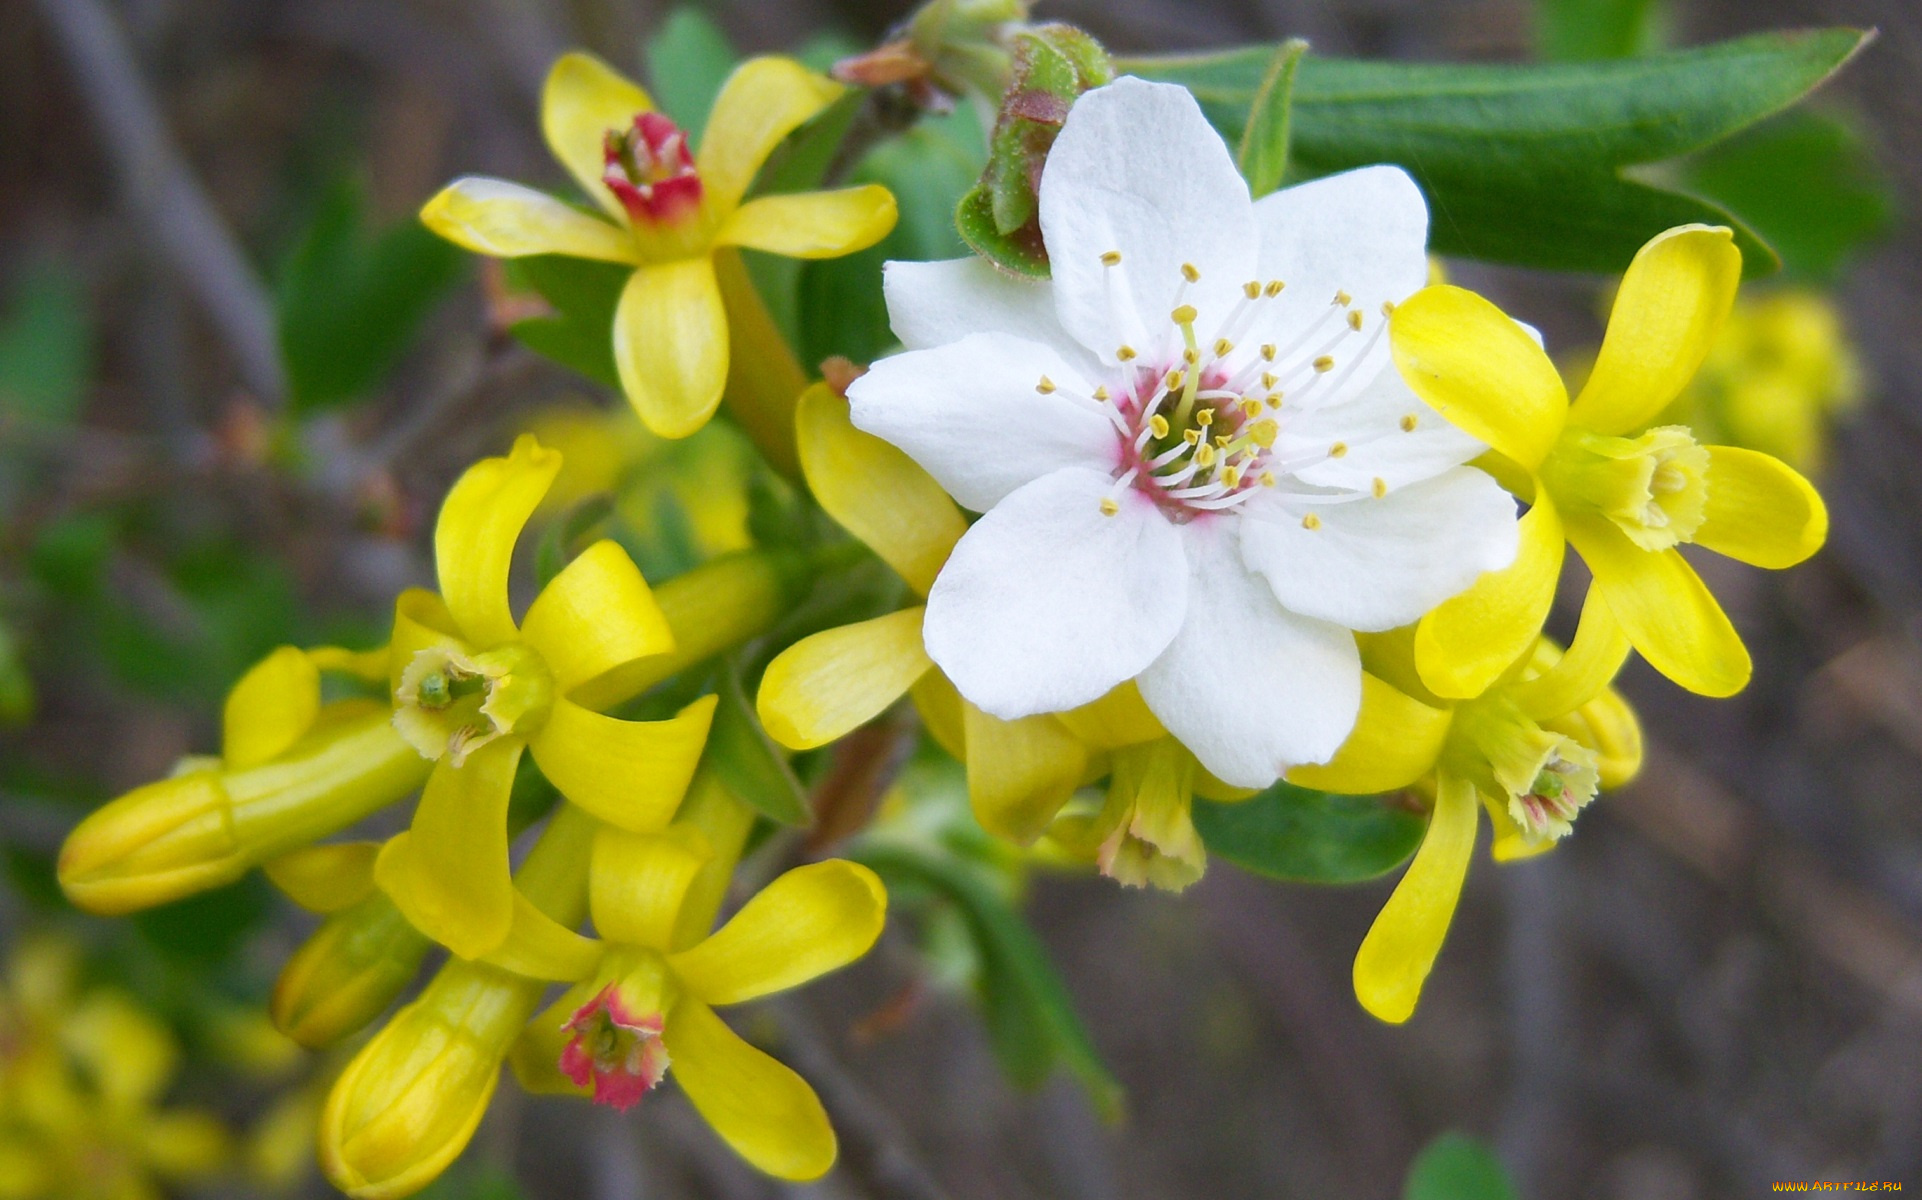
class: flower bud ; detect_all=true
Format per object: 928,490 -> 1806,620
60,705 -> 430,915
271,893 -> 432,1050
319,962 -> 541,1200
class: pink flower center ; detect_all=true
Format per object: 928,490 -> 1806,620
602,112 -> 702,226
559,984 -> 670,1111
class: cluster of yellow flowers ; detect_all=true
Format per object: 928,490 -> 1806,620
47,40 -> 1837,1199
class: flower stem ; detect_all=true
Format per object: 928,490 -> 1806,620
715,247 -> 807,483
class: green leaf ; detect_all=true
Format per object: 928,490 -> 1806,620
504,254 -> 628,387
1123,28 -> 1872,277
277,178 -> 466,412
1682,107 -> 1894,281
533,494 -> 615,588
0,619 -> 34,724
701,662 -> 811,826
856,840 -> 1124,1120
0,262 -> 90,426
1235,39 -> 1308,197
1193,782 -> 1426,884
132,874 -> 274,966
1403,1133 -> 1519,1200
1534,0 -> 1666,62
643,8 -> 738,144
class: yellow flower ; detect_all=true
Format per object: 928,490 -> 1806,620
421,53 -> 897,439
1664,287 -> 1863,475
59,645 -> 426,915
1390,224 -> 1829,701
373,433 -> 717,961
0,938 -> 231,1200
1290,599 -> 1644,1024
503,816 -> 886,1181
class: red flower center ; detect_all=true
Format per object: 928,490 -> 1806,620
559,984 -> 670,1111
602,112 -> 703,226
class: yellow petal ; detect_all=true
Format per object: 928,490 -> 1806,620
1053,681 -> 1168,752
757,609 -> 931,751
963,704 -> 1086,845
795,384 -> 966,595
1390,284 -> 1569,471
1568,225 -> 1742,437
542,51 -> 653,221
435,434 -> 561,647
386,590 -> 465,690
663,999 -> 836,1181
508,981 -> 598,1097
1693,445 -> 1828,569
716,186 -> 898,259
1549,684 -> 1644,789
590,825 -> 712,950
697,57 -> 844,213
1352,772 -> 1479,1024
1506,588 -> 1632,722
264,841 -> 380,913
1415,494 -> 1565,700
419,178 -> 638,263
310,644 -> 390,682
63,990 -> 178,1107
528,695 -> 716,832
1568,514 -> 1750,697
615,258 -> 729,439
223,645 -> 320,768
669,860 -> 886,1005
910,670 -> 966,760
374,744 -> 521,960
1482,794 -> 1555,864
1288,672 -> 1452,794
520,539 -> 675,694
479,891 -> 602,982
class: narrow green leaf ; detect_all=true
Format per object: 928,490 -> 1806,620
1193,782 -> 1426,884
1534,0 -> 1665,62
1403,1133 -> 1519,1200
1235,39 -> 1307,198
1124,28 -> 1872,277
702,662 -> 811,826
504,254 -> 627,387
0,262 -> 90,426
856,840 -> 1124,1120
644,8 -> 738,144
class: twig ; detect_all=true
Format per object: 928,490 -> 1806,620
32,0 -> 285,406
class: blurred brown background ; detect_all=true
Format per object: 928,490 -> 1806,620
6,0 -> 1922,1197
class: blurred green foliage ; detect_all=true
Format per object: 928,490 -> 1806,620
1402,1132 -> 1520,1200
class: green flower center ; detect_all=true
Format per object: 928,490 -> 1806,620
1541,424 -> 1710,552
393,643 -> 553,764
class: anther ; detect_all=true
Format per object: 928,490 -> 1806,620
1150,415 -> 1170,438
1329,441 -> 1348,458
1381,300 -> 1397,317
1036,376 -> 1056,394
1117,345 -> 1137,362
1243,281 -> 1261,300
1334,290 -> 1353,307
1313,356 -> 1335,373
1260,471 -> 1277,487
1264,280 -> 1285,297
1171,304 -> 1198,325
1347,310 -> 1364,332
1372,477 -> 1388,498
1240,398 -> 1262,418
1100,250 -> 1122,266
1195,409 -> 1215,427
1301,513 -> 1321,530
1183,429 -> 1201,445
1260,344 -> 1277,361
1250,419 -> 1278,447
1182,347 -> 1200,366
1399,413 -> 1418,432
1221,466 -> 1242,487
1165,370 -> 1184,391
1214,434 -> 1230,448
1265,394 -> 1282,409
1092,386 -> 1110,401
1213,338 -> 1233,357
1100,497 -> 1120,516
1261,371 -> 1279,390
1196,443 -> 1218,467
1181,263 -> 1200,283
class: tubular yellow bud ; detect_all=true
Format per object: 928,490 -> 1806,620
271,893 -> 432,1050
60,705 -> 429,916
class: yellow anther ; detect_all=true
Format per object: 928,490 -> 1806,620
1260,471 -> 1277,487
1092,386 -> 1110,401
1240,398 -> 1263,418
1117,345 -> 1137,361
1372,477 -> 1388,498
1301,512 -> 1321,530
1329,441 -> 1348,458
1334,289 -> 1353,307
1381,300 -> 1397,317
1100,250 -> 1122,266
1182,347 -> 1200,366
1250,418 -> 1278,447
1222,466 -> 1242,487
1261,371 -> 1278,390
1196,443 -> 1217,467
1195,408 -> 1214,427
1150,414 -> 1170,438
1347,310 -> 1364,332
1181,263 -> 1200,283
1171,304 -> 1198,325
1100,497 -> 1120,516
1243,281 -> 1261,300
1313,356 -> 1335,373
1399,413 -> 1418,432
1214,338 -> 1233,357
1260,344 -> 1277,361
1183,428 -> 1201,445
1214,434 -> 1230,448
1264,280 -> 1285,297
1165,370 -> 1185,391
1036,376 -> 1056,394
1264,393 -> 1282,409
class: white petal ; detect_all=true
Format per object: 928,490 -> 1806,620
1245,166 -> 1430,409
882,258 -> 1097,370
924,467 -> 1187,719
1039,78 -> 1257,365
1284,363 -> 1485,492
848,332 -> 1120,513
1138,520 -> 1361,788
1240,466 -> 1519,632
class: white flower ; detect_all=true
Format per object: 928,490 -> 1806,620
847,77 -> 1519,789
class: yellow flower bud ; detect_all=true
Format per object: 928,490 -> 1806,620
271,893 -> 432,1050
60,705 -> 429,915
